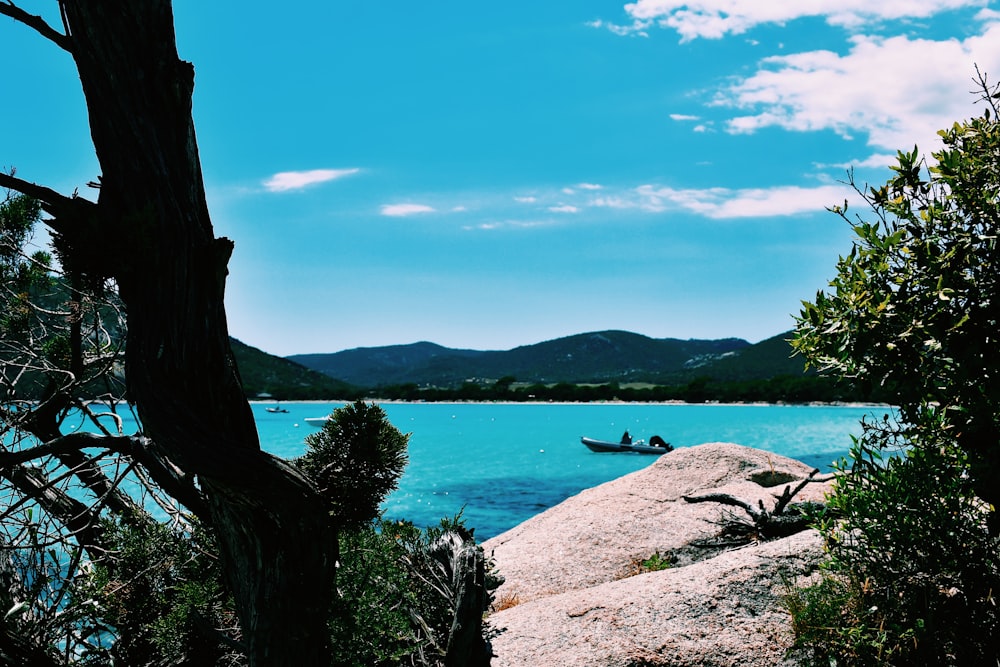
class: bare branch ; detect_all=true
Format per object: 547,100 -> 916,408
683,492 -> 762,521
0,2 -> 72,51
0,430 -> 208,519
772,468 -> 821,516
0,171 -> 96,227
0,431 -> 139,467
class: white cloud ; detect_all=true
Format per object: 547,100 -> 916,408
466,222 -> 504,231
820,153 -> 900,170
590,195 -> 641,210
615,1 -> 985,40
715,26 -> 1000,153
380,203 -> 436,217
633,183 -> 859,218
577,182 -> 604,190
587,18 -> 649,37
262,168 -> 359,192
463,219 -> 555,231
513,195 -> 537,203
669,113 -> 700,121
548,204 -> 580,213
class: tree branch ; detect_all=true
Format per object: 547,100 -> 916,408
0,2 -> 72,52
3,463 -> 105,556
0,431 -> 119,467
683,492 -> 762,521
0,431 -> 208,518
0,171 -> 96,226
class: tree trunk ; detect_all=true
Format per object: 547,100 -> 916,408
54,3 -> 336,664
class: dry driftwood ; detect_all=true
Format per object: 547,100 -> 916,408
683,468 -> 831,542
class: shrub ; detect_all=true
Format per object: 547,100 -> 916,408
788,425 -> 1000,665
76,517 -> 239,666
330,515 -> 500,666
297,400 -> 409,531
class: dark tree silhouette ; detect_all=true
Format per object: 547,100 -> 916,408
0,3 -> 335,664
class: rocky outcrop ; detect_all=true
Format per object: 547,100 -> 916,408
482,443 -> 833,666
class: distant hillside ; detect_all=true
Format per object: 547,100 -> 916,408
699,331 -> 807,382
288,342 -> 485,388
230,338 -> 356,399
286,330 -> 796,389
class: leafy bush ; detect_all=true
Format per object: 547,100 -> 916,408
299,402 -> 498,665
75,517 -> 240,666
788,421 -> 1000,665
790,72 -> 1000,666
298,400 -> 409,530
330,515 -> 500,667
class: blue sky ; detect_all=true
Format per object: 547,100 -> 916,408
4,2 -> 1000,356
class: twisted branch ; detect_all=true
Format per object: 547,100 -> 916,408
0,2 -> 72,51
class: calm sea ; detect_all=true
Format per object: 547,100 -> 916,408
252,402 -> 889,540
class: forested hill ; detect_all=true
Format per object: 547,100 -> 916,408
286,330 -> 807,389
229,338 -> 355,399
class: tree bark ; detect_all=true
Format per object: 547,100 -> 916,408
44,3 -> 336,664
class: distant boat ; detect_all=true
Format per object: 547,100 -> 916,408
265,405 -> 289,413
304,417 -> 329,428
581,436 -> 672,455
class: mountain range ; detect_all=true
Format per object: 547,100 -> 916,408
280,330 -> 808,390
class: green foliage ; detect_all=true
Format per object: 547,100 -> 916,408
791,72 -> 1000,666
330,515 -> 500,667
75,518 -> 239,666
298,400 -> 410,531
1,192 -> 53,342
329,522 -> 420,666
0,191 -> 41,269
789,431 -> 1000,665
784,572 -> 910,665
793,77 -> 1000,516
639,551 -> 673,573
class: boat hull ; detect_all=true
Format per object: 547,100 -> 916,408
581,436 -> 671,455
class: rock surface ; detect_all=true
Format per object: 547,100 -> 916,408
482,442 -> 833,666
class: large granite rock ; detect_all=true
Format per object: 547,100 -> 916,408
482,442 -> 833,666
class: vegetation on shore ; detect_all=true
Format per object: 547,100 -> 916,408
787,71 -> 1000,665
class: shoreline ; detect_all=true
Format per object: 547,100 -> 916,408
251,399 -> 892,408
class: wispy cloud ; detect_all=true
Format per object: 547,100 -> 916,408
380,203 -> 436,217
633,183 -> 858,218
586,18 -> 648,37
669,113 -> 700,121
819,153 -> 899,170
604,1 -> 985,40
263,168 -> 360,192
383,178 -> 861,232
462,219 -> 555,231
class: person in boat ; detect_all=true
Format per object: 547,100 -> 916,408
650,435 -> 673,451
620,430 -> 632,444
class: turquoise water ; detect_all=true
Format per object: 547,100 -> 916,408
7,402 -> 888,539
253,402 -> 890,539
